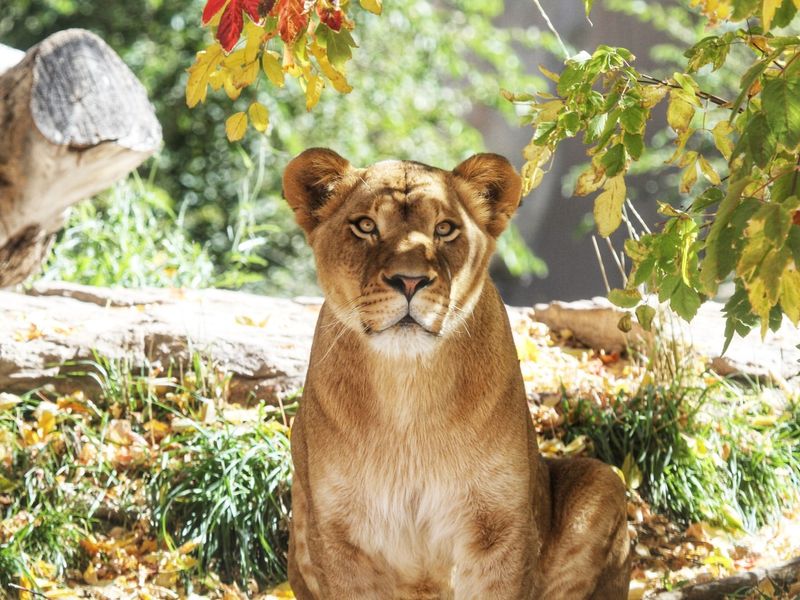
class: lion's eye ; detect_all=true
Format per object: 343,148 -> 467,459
351,217 -> 378,237
435,221 -> 458,239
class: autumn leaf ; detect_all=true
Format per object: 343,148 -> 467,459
248,101 -> 270,132
317,5 -> 344,31
276,0 -> 309,44
262,50 -> 285,86
225,111 -> 248,141
359,0 -> 382,15
305,72 -> 324,110
594,175 -> 626,237
762,0 -> 781,32
202,0 -> 229,24
217,0 -> 260,52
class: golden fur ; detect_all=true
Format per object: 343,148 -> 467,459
282,148 -> 630,599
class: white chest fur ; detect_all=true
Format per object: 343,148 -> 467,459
316,363 -> 468,586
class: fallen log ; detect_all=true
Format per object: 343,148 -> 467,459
652,555 -> 800,599
0,29 -> 161,286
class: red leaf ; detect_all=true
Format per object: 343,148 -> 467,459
276,0 -> 309,44
217,1 -> 244,52
258,0 -> 276,18
202,0 -> 229,24
240,0 -> 261,21
317,6 -> 343,31
793,210 -> 800,226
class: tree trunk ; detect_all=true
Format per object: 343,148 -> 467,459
0,29 -> 161,286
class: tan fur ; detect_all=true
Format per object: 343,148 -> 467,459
283,148 -> 631,599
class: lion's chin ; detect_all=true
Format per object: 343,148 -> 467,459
367,325 -> 439,358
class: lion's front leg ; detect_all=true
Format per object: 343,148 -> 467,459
289,477 -> 392,600
451,505 -> 536,600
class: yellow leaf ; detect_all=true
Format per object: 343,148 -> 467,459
262,51 -> 285,87
248,102 -> 270,133
712,120 -> 734,160
223,73 -> 241,100
308,43 -> 352,94
698,155 -> 721,185
640,84 -> 668,109
593,175 -> 626,237
667,89 -> 695,132
243,21 -> 264,62
538,64 -> 560,82
679,156 -> 698,194
225,112 -> 248,141
359,0 -> 382,14
305,73 -> 324,111
763,0 -> 780,32
574,163 -> 605,196
186,43 -> 224,108
536,99 -> 563,121
794,0 -> 800,9
232,60 -> 259,88
779,268 -> 800,324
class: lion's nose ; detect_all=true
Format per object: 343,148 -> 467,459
383,274 -> 433,301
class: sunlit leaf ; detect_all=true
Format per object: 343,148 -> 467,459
593,175 -> 626,237
225,111 -> 248,141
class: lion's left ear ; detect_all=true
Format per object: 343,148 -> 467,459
453,153 -> 522,238
283,147 -> 352,234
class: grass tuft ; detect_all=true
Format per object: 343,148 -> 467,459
148,419 -> 292,588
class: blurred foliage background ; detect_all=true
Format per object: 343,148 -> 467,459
1,0 -> 549,295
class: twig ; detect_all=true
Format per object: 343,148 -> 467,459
626,199 -> 652,235
637,74 -> 735,110
604,237 -> 628,286
9,584 -> 48,599
531,0 -> 570,60
591,235 -> 611,293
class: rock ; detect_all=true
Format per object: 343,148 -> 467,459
533,297 -> 800,385
0,282 -> 320,403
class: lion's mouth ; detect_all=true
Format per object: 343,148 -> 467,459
396,314 -> 418,327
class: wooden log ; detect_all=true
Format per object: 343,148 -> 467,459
0,29 -> 161,286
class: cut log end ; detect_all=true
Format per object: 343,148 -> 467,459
0,29 -> 162,286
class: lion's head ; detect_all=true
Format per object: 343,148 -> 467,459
283,148 -> 521,356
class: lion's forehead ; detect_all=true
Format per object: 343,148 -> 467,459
347,161 -> 457,221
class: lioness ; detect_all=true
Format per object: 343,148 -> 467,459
282,148 -> 630,599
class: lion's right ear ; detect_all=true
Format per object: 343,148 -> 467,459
283,148 -> 352,234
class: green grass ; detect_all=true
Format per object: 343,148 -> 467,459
148,419 -> 292,587
0,352 -> 293,594
565,377 -> 800,530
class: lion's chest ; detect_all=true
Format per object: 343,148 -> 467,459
319,438 -> 466,586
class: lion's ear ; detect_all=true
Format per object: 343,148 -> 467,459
453,153 -> 522,238
283,148 -> 352,234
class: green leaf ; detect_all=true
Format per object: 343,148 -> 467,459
731,0 -> 759,20
745,113 -> 776,168
731,55 -> 776,118
317,25 -> 357,71
609,288 -> 642,308
593,176 -> 627,237
761,77 -> 800,148
623,132 -> 644,160
617,311 -> 633,332
620,106 -> 646,134
670,280 -> 702,321
690,187 -> 724,211
636,305 -> 656,331
600,143 -> 626,178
